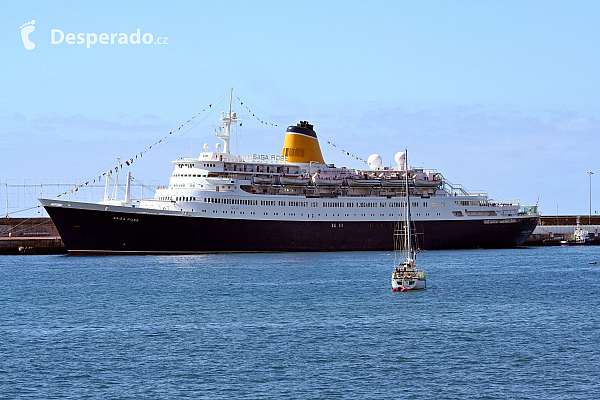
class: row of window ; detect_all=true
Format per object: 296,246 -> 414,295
173,174 -> 207,178
177,163 -> 195,168
289,201 -> 309,207
204,198 -> 259,205
190,198 -> 455,208
357,202 -> 378,208
198,209 -> 447,219
158,196 -> 198,202
455,200 -> 482,206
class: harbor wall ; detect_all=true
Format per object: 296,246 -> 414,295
0,218 -> 66,254
525,215 -> 600,245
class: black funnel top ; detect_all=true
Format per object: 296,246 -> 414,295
286,120 -> 317,138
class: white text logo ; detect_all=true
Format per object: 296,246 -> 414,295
51,28 -> 167,48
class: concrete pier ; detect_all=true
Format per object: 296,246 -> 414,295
0,218 -> 66,255
525,215 -> 600,245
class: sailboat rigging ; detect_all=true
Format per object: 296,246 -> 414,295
391,150 -> 426,292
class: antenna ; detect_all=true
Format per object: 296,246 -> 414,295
215,88 -> 242,154
4,183 -> 8,218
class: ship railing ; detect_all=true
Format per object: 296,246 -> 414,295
441,177 -> 470,196
220,173 -> 252,180
181,154 -> 292,164
520,205 -> 540,215
440,175 -> 491,197
488,199 -> 521,207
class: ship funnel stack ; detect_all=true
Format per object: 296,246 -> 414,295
215,88 -> 241,155
281,121 -> 325,164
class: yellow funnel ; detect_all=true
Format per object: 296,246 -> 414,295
281,121 -> 325,164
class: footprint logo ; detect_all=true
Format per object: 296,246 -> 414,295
20,20 -> 36,50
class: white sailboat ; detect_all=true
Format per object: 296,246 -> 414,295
391,150 -> 426,292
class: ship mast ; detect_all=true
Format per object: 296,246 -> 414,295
215,88 -> 241,155
112,155 -> 121,200
103,171 -> 111,202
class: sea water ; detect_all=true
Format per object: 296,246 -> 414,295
0,247 -> 599,399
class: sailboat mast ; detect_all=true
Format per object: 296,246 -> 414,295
4,183 -> 8,218
404,149 -> 412,258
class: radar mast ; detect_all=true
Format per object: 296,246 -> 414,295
215,88 -> 241,154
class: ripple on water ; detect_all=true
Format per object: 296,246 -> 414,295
0,248 -> 599,399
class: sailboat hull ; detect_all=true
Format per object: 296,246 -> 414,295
391,278 -> 426,291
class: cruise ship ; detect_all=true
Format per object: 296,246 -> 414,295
39,96 -> 539,254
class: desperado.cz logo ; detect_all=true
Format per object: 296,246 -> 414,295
20,20 -> 168,50
51,28 -> 168,48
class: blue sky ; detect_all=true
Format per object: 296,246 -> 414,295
2,0 -> 600,215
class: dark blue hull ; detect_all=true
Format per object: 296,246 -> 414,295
42,204 -> 539,254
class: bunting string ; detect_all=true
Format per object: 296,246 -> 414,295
56,91 -> 369,197
234,93 -> 368,165
57,95 -> 227,197
235,95 -> 279,127
318,135 -> 369,166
